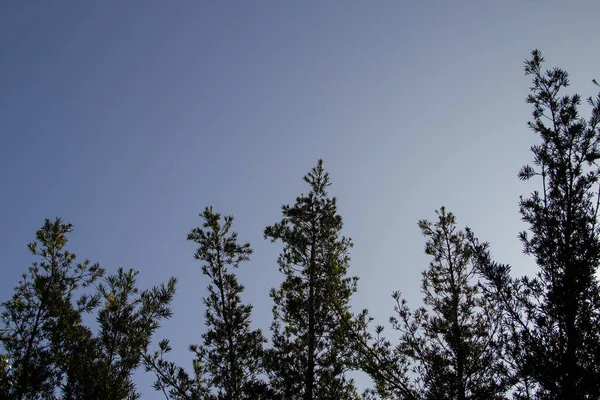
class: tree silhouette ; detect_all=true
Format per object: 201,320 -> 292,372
145,207 -> 268,400
472,50 -> 600,400
265,160 -> 361,400
359,209 -> 509,400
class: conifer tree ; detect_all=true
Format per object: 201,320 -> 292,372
264,160 -> 360,400
472,50 -> 600,399
145,207 -> 267,400
360,208 -> 508,400
67,268 -> 177,400
0,218 -> 177,400
0,218 -> 104,400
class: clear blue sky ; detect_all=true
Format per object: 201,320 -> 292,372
1,1 -> 599,397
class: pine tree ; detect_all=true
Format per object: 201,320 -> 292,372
471,50 -> 600,399
360,208 -> 508,400
0,218 -> 177,400
264,160 -> 360,400
0,218 -> 104,400
67,268 -> 177,400
145,207 -> 267,400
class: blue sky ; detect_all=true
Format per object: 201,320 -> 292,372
1,1 -> 599,397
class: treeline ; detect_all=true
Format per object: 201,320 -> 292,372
2,50 -> 600,400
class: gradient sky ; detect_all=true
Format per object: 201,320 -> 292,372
1,1 -> 599,397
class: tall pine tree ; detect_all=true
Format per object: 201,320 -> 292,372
359,208 -> 509,400
145,207 -> 267,400
472,50 -> 600,399
265,160 -> 360,400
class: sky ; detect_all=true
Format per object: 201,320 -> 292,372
1,1 -> 599,397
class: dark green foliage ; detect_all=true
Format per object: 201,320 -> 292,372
145,207 -> 266,400
360,209 -> 508,400
471,50 -> 600,399
144,337 -> 214,400
188,208 -> 266,398
0,219 -> 177,400
0,219 -> 104,400
67,268 -> 177,400
264,160 -> 361,400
